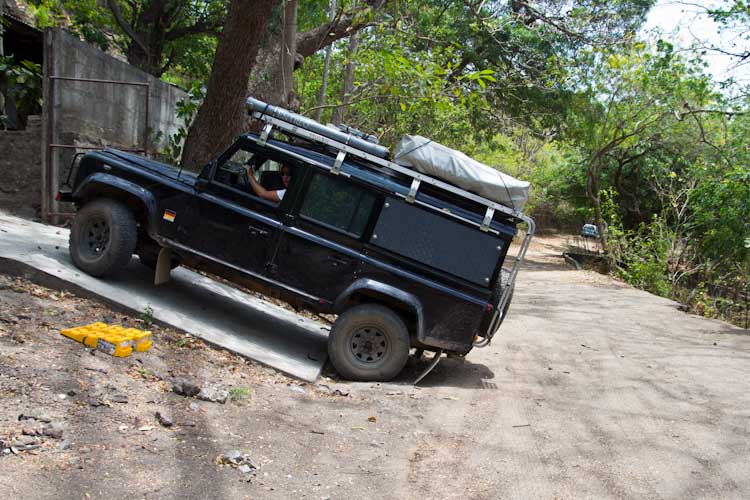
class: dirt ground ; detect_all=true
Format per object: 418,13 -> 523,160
1,235 -> 749,500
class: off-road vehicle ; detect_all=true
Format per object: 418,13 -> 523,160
60,98 -> 535,382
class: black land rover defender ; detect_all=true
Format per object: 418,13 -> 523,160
60,98 -> 535,382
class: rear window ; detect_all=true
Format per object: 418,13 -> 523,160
299,173 -> 376,237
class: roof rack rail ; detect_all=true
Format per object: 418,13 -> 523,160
246,97 -> 530,232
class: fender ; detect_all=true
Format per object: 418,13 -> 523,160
73,172 -> 159,238
334,278 -> 426,342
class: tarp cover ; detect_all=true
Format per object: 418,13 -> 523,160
393,135 -> 530,210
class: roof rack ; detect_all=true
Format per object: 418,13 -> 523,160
246,98 -> 529,232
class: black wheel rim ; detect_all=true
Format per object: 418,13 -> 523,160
348,326 -> 389,364
79,215 -> 110,258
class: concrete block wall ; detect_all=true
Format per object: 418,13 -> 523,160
0,115 -> 42,218
42,28 -> 187,219
46,28 -> 186,152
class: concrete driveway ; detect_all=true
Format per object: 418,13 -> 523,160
0,212 -> 328,381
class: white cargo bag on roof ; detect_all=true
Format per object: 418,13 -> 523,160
393,135 -> 530,211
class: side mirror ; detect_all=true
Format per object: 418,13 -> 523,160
198,160 -> 216,181
195,177 -> 209,192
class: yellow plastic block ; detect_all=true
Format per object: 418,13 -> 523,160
135,340 -> 152,352
123,328 -> 153,352
60,322 -> 153,357
82,333 -> 102,349
93,334 -> 133,357
60,322 -> 108,343
81,331 -> 133,357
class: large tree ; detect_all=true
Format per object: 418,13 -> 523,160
293,0 -> 656,148
182,0 -> 388,167
247,0 -> 387,109
180,0 -> 279,169
106,0 -> 227,76
565,41 -> 718,247
47,0 -> 227,78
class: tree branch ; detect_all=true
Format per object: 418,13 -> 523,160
107,0 -> 149,55
165,19 -> 224,41
159,47 -> 176,76
296,0 -> 387,58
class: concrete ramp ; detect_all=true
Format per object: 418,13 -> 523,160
0,213 -> 328,382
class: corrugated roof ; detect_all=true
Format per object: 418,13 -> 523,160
3,12 -> 42,33
2,1 -> 39,31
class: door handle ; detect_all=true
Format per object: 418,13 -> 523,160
248,225 -> 269,237
326,256 -> 350,267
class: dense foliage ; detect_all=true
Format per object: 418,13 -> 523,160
0,56 -> 42,128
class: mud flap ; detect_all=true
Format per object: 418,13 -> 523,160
154,248 -> 172,286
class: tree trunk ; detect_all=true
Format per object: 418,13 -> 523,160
313,40 -> 333,122
125,35 -> 166,76
181,0 -> 279,169
108,0 -> 169,76
331,31 -> 359,126
184,0 -> 385,167
248,0 -> 386,108
314,0 -> 337,122
109,0 -> 224,77
246,0 -> 298,108
280,0 -> 298,105
0,0 -> 5,56
586,157 -> 607,252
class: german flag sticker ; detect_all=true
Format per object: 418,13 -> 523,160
162,209 -> 176,223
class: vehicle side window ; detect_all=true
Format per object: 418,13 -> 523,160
213,148 -> 296,204
299,173 -> 376,237
215,148 -> 253,189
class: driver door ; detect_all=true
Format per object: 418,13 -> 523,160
179,142 -> 283,275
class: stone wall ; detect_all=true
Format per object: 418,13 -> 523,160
0,115 -> 42,218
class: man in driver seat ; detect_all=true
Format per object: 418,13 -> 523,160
246,163 -> 292,203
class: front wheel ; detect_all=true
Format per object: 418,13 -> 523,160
69,199 -> 137,277
327,304 -> 410,382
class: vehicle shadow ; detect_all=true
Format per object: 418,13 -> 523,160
391,355 -> 496,389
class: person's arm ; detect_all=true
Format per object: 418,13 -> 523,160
246,168 -> 281,203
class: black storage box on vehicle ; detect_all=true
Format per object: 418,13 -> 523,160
371,197 -> 513,286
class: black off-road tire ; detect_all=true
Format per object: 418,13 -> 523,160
328,304 -> 411,382
69,199 -> 137,277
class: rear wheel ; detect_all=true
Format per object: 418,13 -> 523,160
69,199 -> 137,277
328,304 -> 410,381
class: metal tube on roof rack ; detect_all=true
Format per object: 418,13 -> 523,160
246,97 -> 390,159
337,124 -> 379,144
